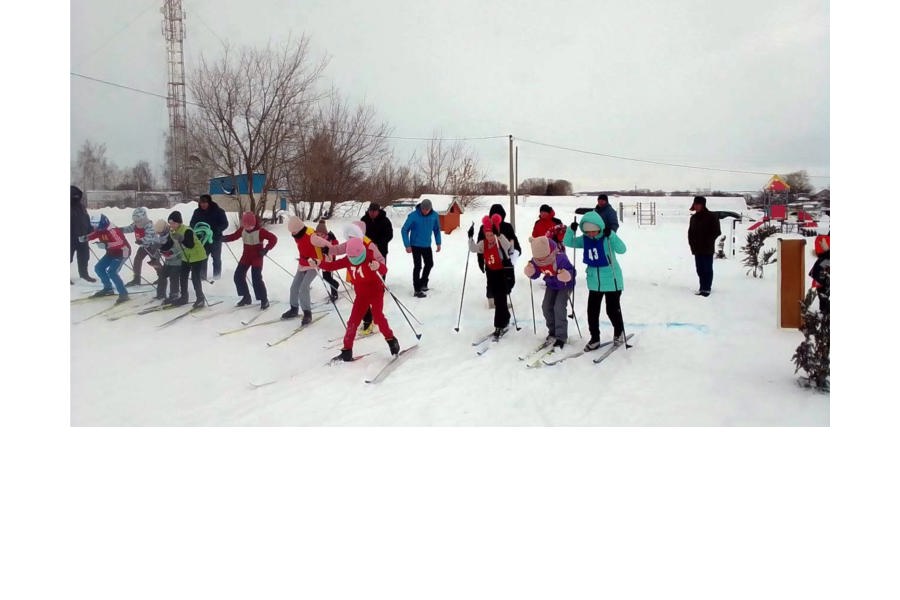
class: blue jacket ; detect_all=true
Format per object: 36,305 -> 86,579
594,203 -> 619,232
401,203 -> 442,248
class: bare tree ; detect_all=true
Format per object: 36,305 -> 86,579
417,134 -> 485,208
188,35 -> 327,216
285,90 -> 391,220
72,140 -> 119,189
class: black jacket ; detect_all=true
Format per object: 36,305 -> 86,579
475,206 -> 520,290
190,200 -> 229,242
71,195 -> 92,240
361,209 -> 394,256
688,208 -> 721,255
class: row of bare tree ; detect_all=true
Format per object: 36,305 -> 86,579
72,140 -> 157,192
183,35 -> 494,220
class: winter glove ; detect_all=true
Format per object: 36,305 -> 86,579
570,220 -> 579,232
260,248 -> 268,256
523,262 -> 536,278
602,227 -> 612,238
77,235 -> 87,243
308,258 -> 320,268
369,260 -> 380,271
508,248 -> 520,266
467,223 -> 474,239
557,269 -> 572,283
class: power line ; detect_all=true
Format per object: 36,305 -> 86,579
72,1 -> 159,69
516,137 -> 830,180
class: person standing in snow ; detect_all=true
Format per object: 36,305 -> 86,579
120,207 -> 162,287
283,216 -> 325,324
86,214 -> 132,304
593,194 -> 620,233
162,210 -> 207,308
468,214 -> 514,340
315,220 -> 341,303
687,195 -> 721,297
222,212 -> 277,310
400,198 -> 441,297
523,236 -> 576,350
311,237 -> 399,362
153,219 -> 182,303
360,203 -> 394,332
564,211 -> 627,350
809,234 -> 830,316
70,185 -> 96,282
190,194 -> 229,280
477,203 -> 521,307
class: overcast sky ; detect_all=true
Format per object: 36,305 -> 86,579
70,0 -> 829,193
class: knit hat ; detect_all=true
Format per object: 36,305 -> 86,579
581,220 -> 602,233
420,198 -> 433,212
529,236 -> 555,260
814,234 -> 830,255
482,213 -> 502,233
597,194 -> 609,203
489,203 -> 506,220
153,219 -> 168,235
690,196 -> 707,209
241,212 -> 256,230
168,210 -> 183,224
346,237 -> 366,265
539,204 -> 553,216
315,220 -> 328,236
368,202 -> 381,212
132,207 -> 149,224
345,221 -> 365,239
287,216 -> 304,235
71,185 -> 83,204
97,214 -> 110,231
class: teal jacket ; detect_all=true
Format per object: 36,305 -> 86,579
563,211 -> 626,292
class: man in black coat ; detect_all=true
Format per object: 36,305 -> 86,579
688,196 -> 721,297
593,194 -> 619,232
70,185 -> 96,282
190,194 -> 229,280
360,202 -> 394,332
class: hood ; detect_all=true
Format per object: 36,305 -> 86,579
578,210 -> 606,233
489,203 -> 506,220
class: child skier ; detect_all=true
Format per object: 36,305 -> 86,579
284,216 -> 325,323
153,219 -> 181,303
563,211 -> 627,350
120,207 -> 162,287
222,212 -> 277,310
523,236 -> 576,349
85,214 -> 133,303
163,210 -> 207,307
468,214 -> 514,340
312,237 -> 399,361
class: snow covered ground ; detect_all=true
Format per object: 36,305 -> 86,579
70,195 -> 829,426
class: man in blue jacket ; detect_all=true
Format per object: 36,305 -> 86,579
401,198 -> 441,297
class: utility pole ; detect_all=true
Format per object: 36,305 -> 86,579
508,135 -> 515,229
162,0 -> 188,195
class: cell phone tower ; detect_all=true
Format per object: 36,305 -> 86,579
161,0 -> 188,193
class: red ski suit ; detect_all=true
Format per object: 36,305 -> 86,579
319,248 -> 393,351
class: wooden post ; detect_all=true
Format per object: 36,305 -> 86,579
777,238 -> 806,328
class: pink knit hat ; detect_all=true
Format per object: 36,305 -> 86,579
241,212 -> 256,230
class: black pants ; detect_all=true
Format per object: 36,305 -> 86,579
694,254 -> 714,293
486,268 -> 515,298
157,264 -> 181,299
486,269 -> 510,329
180,262 -> 206,302
411,247 -> 433,292
587,290 -> 624,340
70,237 -> 90,277
323,271 -> 340,293
201,240 -> 223,279
234,262 -> 267,302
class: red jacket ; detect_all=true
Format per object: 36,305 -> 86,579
223,226 -> 277,268
292,227 -> 325,270
87,227 -> 131,258
319,247 -> 387,292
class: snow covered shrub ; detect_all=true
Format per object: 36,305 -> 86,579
715,235 -> 726,259
741,225 -> 778,277
792,288 -> 830,391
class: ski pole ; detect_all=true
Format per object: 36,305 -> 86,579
529,278 -> 536,334
376,272 -> 422,339
566,286 -> 583,339
506,278 -> 521,332
608,237 -> 630,350
265,254 -> 297,280
318,271 -> 346,328
391,289 -> 424,326
454,229 -> 473,332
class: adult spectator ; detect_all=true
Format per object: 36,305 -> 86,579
360,202 -> 394,331
687,196 -> 721,297
70,185 -> 96,282
190,194 -> 229,280
400,198 -> 441,298
593,194 -> 619,232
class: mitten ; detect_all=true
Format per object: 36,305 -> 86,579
570,220 -> 578,232
602,227 -> 612,238
369,260 -> 380,271
260,248 -> 268,256
467,223 -> 474,238
557,269 -> 572,283
308,258 -> 320,268
523,262 -> 535,278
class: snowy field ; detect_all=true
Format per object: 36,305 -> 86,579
69,195 -> 829,426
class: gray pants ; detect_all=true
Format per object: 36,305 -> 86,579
289,269 -> 318,310
542,287 -> 570,342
